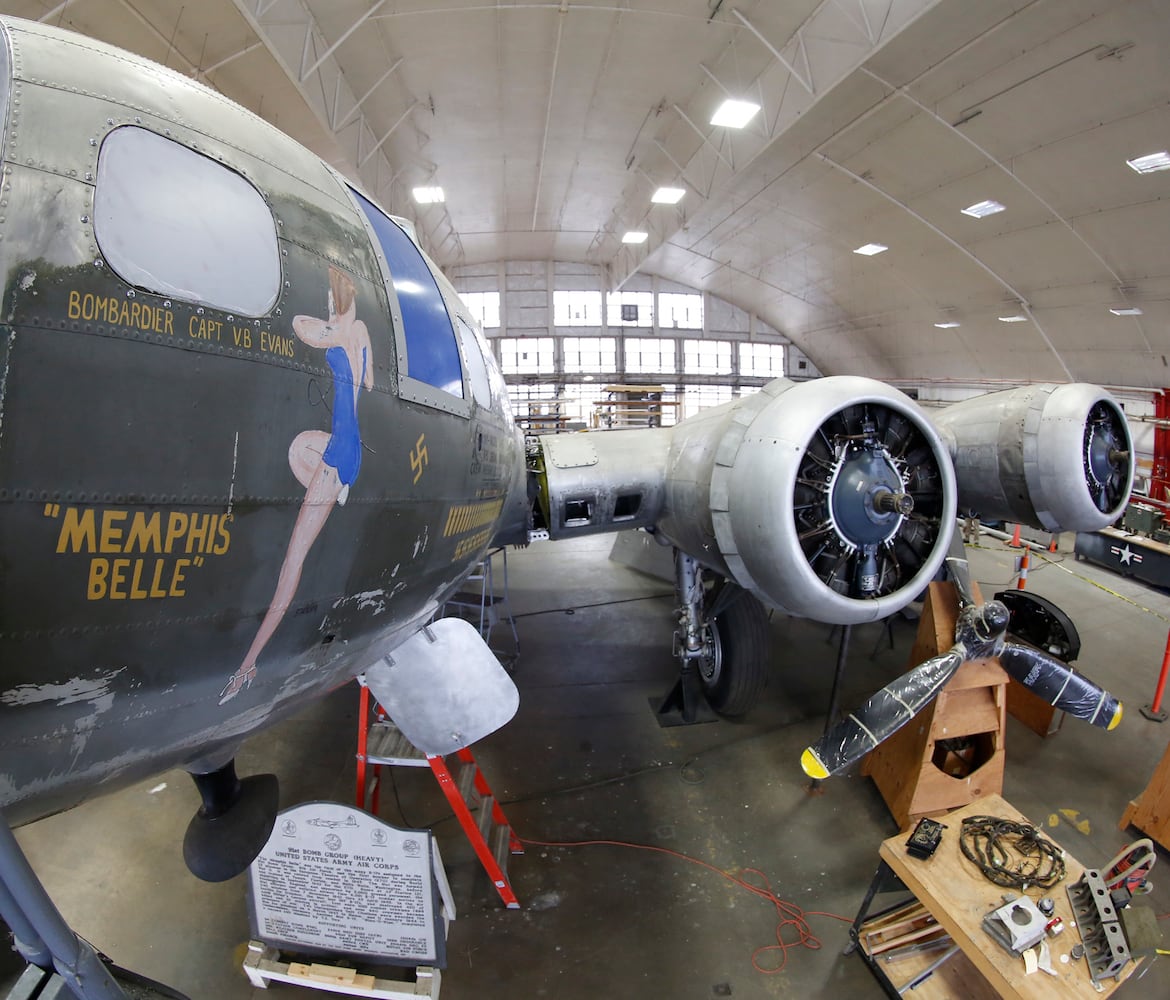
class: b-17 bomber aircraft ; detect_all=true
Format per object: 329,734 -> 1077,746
0,16 -> 1134,999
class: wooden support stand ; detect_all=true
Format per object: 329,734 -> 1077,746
862,582 -> 1007,829
1119,737 -> 1170,850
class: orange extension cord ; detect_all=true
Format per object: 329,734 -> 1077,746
520,836 -> 852,974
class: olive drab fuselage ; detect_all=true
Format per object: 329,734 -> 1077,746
0,17 -> 523,824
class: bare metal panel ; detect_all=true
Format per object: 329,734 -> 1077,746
932,383 -> 1133,532
657,377 -> 956,624
539,428 -> 670,536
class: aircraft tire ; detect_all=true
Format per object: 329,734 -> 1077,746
701,590 -> 770,716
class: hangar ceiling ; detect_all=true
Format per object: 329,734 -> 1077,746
4,0 -> 1168,388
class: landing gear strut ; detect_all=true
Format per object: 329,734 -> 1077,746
0,811 -> 191,998
654,551 -> 771,725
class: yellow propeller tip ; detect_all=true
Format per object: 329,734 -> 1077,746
801,748 -> 830,780
1108,702 -> 1123,730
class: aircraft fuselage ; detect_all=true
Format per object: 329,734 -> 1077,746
0,17 -> 522,824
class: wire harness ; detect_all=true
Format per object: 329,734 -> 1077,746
958,815 -> 1066,889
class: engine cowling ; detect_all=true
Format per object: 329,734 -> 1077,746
656,377 -> 957,625
930,383 -> 1133,532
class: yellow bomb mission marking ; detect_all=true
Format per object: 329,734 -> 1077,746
442,498 -> 504,539
47,504 -> 233,601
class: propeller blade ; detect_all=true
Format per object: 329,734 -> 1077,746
800,647 -> 965,779
999,640 -> 1123,730
945,533 -> 976,609
801,598 -> 1012,779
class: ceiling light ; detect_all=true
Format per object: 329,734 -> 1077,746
622,231 -> 648,244
1126,151 -> 1170,174
710,99 -> 760,129
934,321 -> 960,329
412,185 -> 445,204
853,243 -> 888,256
998,314 -> 1027,323
651,186 -> 686,205
1109,306 -> 1143,316
961,199 -> 1005,218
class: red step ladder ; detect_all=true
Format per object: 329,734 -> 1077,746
355,681 -> 523,909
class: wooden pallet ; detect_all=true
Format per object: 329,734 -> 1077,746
243,941 -> 440,997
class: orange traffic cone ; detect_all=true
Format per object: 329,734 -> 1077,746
1048,534 -> 1059,553
1017,547 -> 1030,590
1009,524 -> 1022,547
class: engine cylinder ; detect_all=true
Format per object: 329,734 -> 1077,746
657,377 -> 956,624
930,383 -> 1133,532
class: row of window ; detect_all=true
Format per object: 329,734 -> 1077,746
495,337 -> 785,377
461,290 -> 705,330
508,382 -> 754,425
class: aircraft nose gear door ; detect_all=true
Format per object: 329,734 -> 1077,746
654,550 -> 770,726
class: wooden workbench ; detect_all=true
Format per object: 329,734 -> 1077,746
854,794 -> 1138,999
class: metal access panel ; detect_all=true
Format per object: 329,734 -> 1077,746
1074,528 -> 1170,589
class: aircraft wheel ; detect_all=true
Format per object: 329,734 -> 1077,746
699,590 -> 770,716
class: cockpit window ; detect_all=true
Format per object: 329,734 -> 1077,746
94,126 -> 280,316
351,189 -> 465,400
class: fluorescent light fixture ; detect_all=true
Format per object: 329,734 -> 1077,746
710,99 -> 760,129
998,314 -> 1028,323
961,199 -> 1005,218
1126,151 -> 1170,174
411,185 -> 445,204
853,243 -> 888,256
1109,306 -> 1143,316
622,231 -> 648,244
934,321 -> 960,329
651,186 -> 686,204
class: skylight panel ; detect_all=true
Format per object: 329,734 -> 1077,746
961,199 -> 1005,218
853,243 -> 888,256
1126,151 -> 1170,174
710,99 -> 760,129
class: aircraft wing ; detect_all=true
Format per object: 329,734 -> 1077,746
527,377 -> 1132,628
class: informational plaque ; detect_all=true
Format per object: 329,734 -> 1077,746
247,802 -> 446,967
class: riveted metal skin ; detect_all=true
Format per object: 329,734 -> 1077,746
656,377 -> 958,625
0,15 -> 1138,831
0,16 -> 520,825
931,383 -> 1134,532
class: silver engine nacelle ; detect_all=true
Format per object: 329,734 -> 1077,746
930,383 -> 1134,533
656,377 -> 957,625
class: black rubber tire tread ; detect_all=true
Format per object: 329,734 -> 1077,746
703,589 -> 771,717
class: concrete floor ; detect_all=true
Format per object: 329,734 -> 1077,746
4,528 -> 1170,998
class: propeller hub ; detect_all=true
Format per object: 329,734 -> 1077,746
955,599 -> 1010,658
829,447 -> 907,547
1084,401 -> 1132,513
